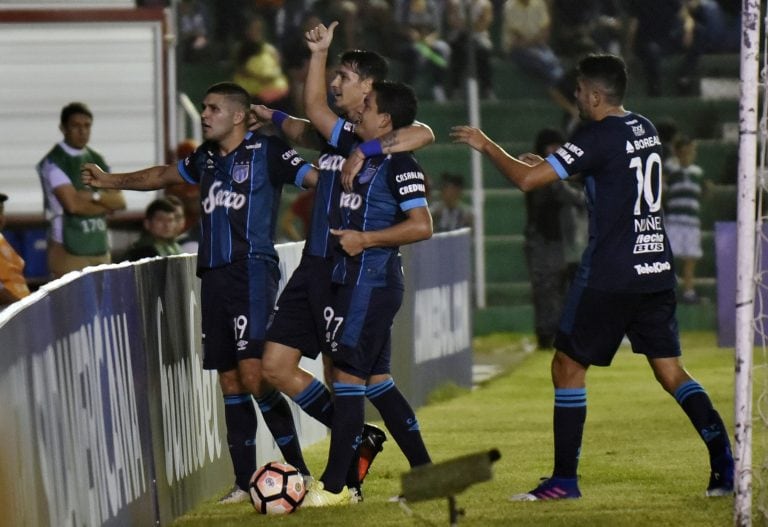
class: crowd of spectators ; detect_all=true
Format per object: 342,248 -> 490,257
175,0 -> 741,104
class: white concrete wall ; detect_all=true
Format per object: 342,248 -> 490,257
0,18 -> 165,215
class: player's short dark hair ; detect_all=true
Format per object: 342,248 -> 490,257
339,50 -> 388,82
145,198 -> 178,220
206,82 -> 251,111
60,102 -> 93,125
577,54 -> 627,104
372,81 -> 417,130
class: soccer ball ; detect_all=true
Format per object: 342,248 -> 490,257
249,461 -> 306,514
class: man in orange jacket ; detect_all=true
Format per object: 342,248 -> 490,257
0,193 -> 31,306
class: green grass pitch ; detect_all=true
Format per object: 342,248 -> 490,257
172,332 -> 739,526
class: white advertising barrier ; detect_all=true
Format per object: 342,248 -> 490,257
0,243 -> 323,527
0,263 -> 158,527
392,228 -> 474,408
0,231 -> 471,526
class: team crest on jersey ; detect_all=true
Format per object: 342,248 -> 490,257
358,161 -> 379,184
631,124 -> 646,137
232,164 -> 250,183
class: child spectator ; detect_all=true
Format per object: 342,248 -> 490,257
430,173 -> 473,232
121,198 -> 183,262
664,136 -> 706,304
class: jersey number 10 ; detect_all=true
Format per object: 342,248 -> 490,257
630,152 -> 663,216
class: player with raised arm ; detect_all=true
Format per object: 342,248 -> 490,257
82,82 -> 319,504
296,22 -> 433,508
254,22 -> 435,501
451,54 -> 733,500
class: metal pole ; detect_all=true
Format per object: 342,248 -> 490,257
463,0 -> 486,308
733,1 -> 761,525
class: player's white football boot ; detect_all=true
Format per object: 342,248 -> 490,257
217,485 -> 249,504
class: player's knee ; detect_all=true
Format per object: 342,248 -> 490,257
657,371 -> 690,394
261,355 -> 283,386
218,368 -> 243,394
236,361 -> 268,396
261,349 -> 300,389
650,358 -> 689,393
551,351 -> 586,387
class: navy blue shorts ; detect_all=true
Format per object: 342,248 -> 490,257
266,254 -> 334,359
327,283 -> 403,379
554,286 -> 681,367
200,257 -> 279,371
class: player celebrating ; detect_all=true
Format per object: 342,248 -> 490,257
254,23 -> 435,500
294,22 -> 433,507
82,82 -> 319,504
451,54 -> 733,500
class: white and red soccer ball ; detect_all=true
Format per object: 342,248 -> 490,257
249,461 -> 307,514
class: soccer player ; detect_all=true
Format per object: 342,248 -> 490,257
450,53 -> 733,500
81,82 -> 319,504
253,23 -> 435,501
37,102 -> 126,277
296,22 -> 433,507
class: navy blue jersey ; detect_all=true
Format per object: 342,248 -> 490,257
546,113 -> 676,293
304,118 -> 358,257
178,131 -> 312,271
333,151 -> 429,287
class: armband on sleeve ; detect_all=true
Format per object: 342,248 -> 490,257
271,111 -> 289,129
358,139 -> 383,157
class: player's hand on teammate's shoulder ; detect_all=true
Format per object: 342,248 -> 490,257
249,104 -> 273,131
304,21 -> 339,52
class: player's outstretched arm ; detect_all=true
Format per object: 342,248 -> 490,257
450,125 -> 558,191
81,163 -> 183,191
304,21 -> 341,141
330,206 -> 432,256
